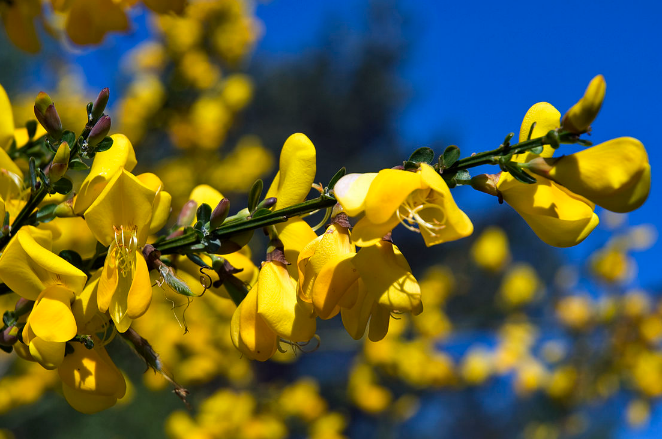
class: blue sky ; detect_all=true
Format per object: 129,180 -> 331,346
254,0 -> 662,292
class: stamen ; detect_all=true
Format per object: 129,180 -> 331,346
396,194 -> 447,237
112,225 -> 139,277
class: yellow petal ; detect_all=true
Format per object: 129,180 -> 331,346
419,191 -> 474,246
340,279 -> 372,340
368,304 -> 391,342
50,217 -> 99,260
126,253 -> 152,319
62,383 -> 119,414
1,0 -> 40,53
0,228 -> 87,300
333,173 -> 378,217
562,75 -> 606,134
14,124 -> 46,148
84,169 -> 156,246
365,169 -> 423,225
0,84 -> 16,150
59,338 -> 126,397
297,234 -> 323,302
515,102 -> 561,163
275,218 -> 318,280
72,269 -> 101,330
549,137 -> 650,213
231,287 -> 278,362
188,184 -> 223,225
499,174 -> 599,247
29,338 -> 65,369
312,253 -> 360,319
29,285 -> 76,343
256,261 -> 316,342
97,251 -> 118,313
351,214 -> 400,248
150,191 -> 172,234
74,134 -> 137,214
66,0 -> 128,45
0,145 -> 23,179
267,133 -> 317,209
353,241 -> 422,314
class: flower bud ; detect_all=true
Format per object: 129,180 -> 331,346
0,326 -> 18,346
91,88 -> 109,121
210,198 -> 230,230
34,92 -> 63,140
561,75 -> 606,134
15,297 -> 33,314
49,141 -> 70,183
87,115 -> 111,147
177,200 -> 198,227
54,198 -> 76,217
256,197 -> 277,210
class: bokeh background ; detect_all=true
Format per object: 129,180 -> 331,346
0,1 -> 661,438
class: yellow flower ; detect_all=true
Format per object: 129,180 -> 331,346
335,163 -> 473,247
58,336 -> 126,414
497,102 -> 599,247
0,84 -> 16,150
542,137 -> 650,213
0,227 -> 87,369
74,134 -> 138,214
498,264 -> 540,307
470,226 -> 510,272
561,75 -> 606,134
0,0 -> 41,53
84,169 -> 161,332
64,0 -> 129,46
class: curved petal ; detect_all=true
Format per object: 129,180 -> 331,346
365,169 -> 423,225
84,169 -> 156,246
29,338 -> 65,369
334,173 -> 378,217
231,288 -> 278,362
351,215 -> 400,248
419,192 -> 474,246
29,285 -> 77,343
340,279 -> 372,340
0,84 -> 16,150
275,218 -> 318,280
74,134 -> 137,214
62,383 -> 119,414
72,269 -> 101,329
256,261 -> 316,342
149,191 -> 172,234
58,338 -> 126,397
50,217 -> 98,260
515,102 -> 561,163
268,133 -> 317,209
368,304 -> 391,342
126,253 -> 152,319
312,253 -> 360,319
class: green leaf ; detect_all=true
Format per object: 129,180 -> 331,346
61,131 -> 76,147
186,253 -> 211,269
36,204 -> 57,223
504,162 -> 537,184
251,208 -> 272,218
455,169 -> 471,182
247,179 -> 263,213
530,146 -> 544,154
68,158 -> 89,170
403,160 -> 419,170
408,147 -> 435,165
441,145 -> 461,169
94,136 -> 113,153
26,120 -> 37,139
52,177 -> 73,195
327,167 -> 346,190
59,250 -> 83,269
196,203 -> 212,224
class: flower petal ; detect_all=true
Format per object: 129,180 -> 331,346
312,253 -> 360,319
0,84 -> 16,150
126,253 -> 152,319
231,287 -> 278,362
368,304 -> 391,342
62,383 -> 119,414
275,218 -> 318,280
266,133 -> 317,209
515,102 -> 561,163
334,173 -> 378,217
97,251 -> 118,313
59,338 -> 126,397
351,215 -> 400,248
29,285 -> 76,343
29,338 -> 65,369
365,169 -> 423,225
340,279 -> 372,340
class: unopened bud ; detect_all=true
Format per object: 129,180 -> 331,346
15,297 -> 33,315
561,74 -> 606,134
0,326 -> 18,346
256,197 -> 277,210
210,198 -> 230,230
34,92 -> 63,140
49,141 -> 70,183
178,200 -> 198,227
470,174 -> 500,197
91,88 -> 109,121
87,115 -> 111,147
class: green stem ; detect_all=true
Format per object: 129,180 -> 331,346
154,195 -> 337,255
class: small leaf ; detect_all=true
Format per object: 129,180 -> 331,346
504,162 -> 537,184
577,138 -> 593,147
204,238 -> 221,253
36,204 -> 57,223
455,169 -> 471,182
408,147 -> 435,165
68,158 -> 89,170
61,131 -> 76,147
530,146 -> 544,154
94,136 -> 113,153
403,160 -> 419,170
441,145 -> 461,169
247,179 -> 263,213
26,120 -> 37,139
327,167 -> 346,190
196,203 -> 212,224
186,253 -> 211,269
59,250 -> 83,269
52,177 -> 73,194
